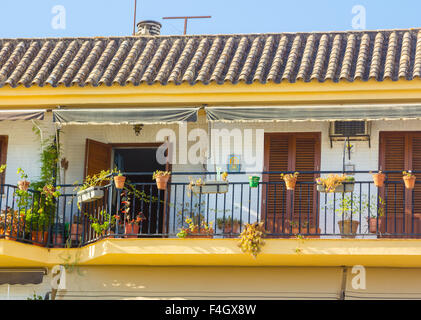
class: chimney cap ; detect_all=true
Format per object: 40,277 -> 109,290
136,20 -> 162,36
136,20 -> 162,28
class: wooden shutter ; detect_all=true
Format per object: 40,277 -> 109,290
84,139 -> 112,179
379,132 -> 421,236
411,135 -> 421,219
264,135 -> 289,233
263,133 -> 320,234
381,133 -> 405,221
293,136 -> 319,228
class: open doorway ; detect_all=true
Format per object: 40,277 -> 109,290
113,144 -> 167,236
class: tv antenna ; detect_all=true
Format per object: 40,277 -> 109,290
162,16 -> 211,35
133,0 -> 138,35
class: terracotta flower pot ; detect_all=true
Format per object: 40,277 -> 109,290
71,223 -> 82,241
155,175 -> 169,190
124,224 -> 140,238
185,227 -> 214,238
368,217 -> 383,234
337,220 -> 360,238
403,175 -> 416,189
18,180 -> 30,191
114,176 -> 126,189
283,177 -> 297,190
31,231 -> 48,247
372,173 -> 386,187
53,233 -> 64,248
4,229 -> 17,240
283,226 -> 321,238
223,222 -> 240,234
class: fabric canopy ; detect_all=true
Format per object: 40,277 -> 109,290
53,108 -> 199,125
205,104 -> 421,122
0,110 -> 44,121
0,268 -> 47,285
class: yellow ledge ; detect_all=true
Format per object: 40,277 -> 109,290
2,238 -> 421,268
2,79 -> 421,108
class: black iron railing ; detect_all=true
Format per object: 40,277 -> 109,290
0,170 -> 420,247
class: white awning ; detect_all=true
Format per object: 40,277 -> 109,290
0,110 -> 45,121
53,107 -> 200,125
205,104 -> 421,122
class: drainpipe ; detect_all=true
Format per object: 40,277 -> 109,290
339,266 -> 348,300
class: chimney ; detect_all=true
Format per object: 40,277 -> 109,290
136,20 -> 162,35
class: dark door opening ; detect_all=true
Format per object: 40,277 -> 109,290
113,147 -> 167,236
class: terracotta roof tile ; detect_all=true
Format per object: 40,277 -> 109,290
1,29 -> 421,88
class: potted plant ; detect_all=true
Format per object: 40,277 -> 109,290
249,176 -> 260,188
70,214 -> 84,242
403,171 -> 416,189
75,170 -> 111,206
52,223 -> 65,248
281,172 -> 299,190
0,208 -> 24,240
238,222 -> 266,258
119,190 -> 146,238
367,196 -> 386,234
177,217 -> 214,238
316,174 -> 355,193
371,170 -> 386,188
283,219 -> 320,238
89,209 -> 118,239
152,170 -> 171,190
113,170 -> 126,190
216,217 -> 241,234
333,194 -> 366,238
17,167 -> 30,191
25,210 -> 49,247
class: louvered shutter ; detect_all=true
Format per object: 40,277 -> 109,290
263,133 -> 320,234
264,135 -> 289,233
293,136 -> 319,230
380,132 -> 421,236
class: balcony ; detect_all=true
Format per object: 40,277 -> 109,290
0,170 -> 420,248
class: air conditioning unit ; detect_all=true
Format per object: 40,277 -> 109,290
329,121 -> 371,147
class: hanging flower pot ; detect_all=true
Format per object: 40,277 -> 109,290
114,175 -> 126,189
18,180 -> 30,191
372,171 -> 386,188
403,171 -> 416,189
153,170 -> 171,190
281,172 -> 299,191
249,176 -> 260,188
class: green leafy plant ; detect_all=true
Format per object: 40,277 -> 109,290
27,292 -> 43,300
238,222 -> 266,258
17,167 -> 28,181
177,217 -> 214,238
89,209 -> 117,235
324,194 -> 384,221
0,164 -> 6,173
152,170 -> 171,180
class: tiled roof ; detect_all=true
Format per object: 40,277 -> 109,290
1,29 -> 421,88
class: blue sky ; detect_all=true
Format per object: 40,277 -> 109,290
0,0 -> 419,38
